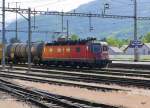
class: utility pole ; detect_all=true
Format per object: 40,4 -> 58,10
28,8 -> 31,71
66,20 -> 69,40
133,0 -> 139,62
2,0 -> 6,70
13,2 -> 20,41
61,11 -> 64,32
33,8 -> 36,30
89,16 -> 93,32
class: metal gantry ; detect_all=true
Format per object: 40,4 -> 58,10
66,20 -> 69,40
3,7 -> 150,20
133,0 -> 138,62
1,0 -> 150,70
1,6 -> 67,71
13,2 -> 20,41
0,29 -> 66,34
4,6 -> 149,62
2,0 -> 6,70
28,8 -> 31,71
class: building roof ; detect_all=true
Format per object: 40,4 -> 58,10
120,45 -> 128,51
123,43 -> 150,52
109,46 -> 123,53
144,43 -> 150,49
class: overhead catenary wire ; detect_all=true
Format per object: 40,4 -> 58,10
1,0 -> 150,67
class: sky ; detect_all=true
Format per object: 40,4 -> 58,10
0,0 -> 95,24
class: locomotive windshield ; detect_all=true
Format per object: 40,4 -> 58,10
103,46 -> 108,51
91,44 -> 101,53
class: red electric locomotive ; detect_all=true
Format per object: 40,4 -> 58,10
42,38 -> 110,68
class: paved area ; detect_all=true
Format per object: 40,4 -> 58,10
14,79 -> 150,108
112,61 -> 150,65
0,91 -> 38,108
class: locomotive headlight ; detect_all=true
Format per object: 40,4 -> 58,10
86,46 -> 88,51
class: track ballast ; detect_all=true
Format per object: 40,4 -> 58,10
0,78 -> 118,108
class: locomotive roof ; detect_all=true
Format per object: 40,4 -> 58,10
46,39 -> 92,46
45,38 -> 108,46
89,40 -> 108,46
99,42 -> 108,46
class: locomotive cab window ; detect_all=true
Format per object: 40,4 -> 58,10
103,46 -> 108,51
91,44 -> 101,53
76,47 -> 80,53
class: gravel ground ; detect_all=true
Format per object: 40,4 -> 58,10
13,79 -> 150,108
0,91 -> 38,108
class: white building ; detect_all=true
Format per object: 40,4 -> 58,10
120,45 -> 128,53
108,46 -> 123,55
124,43 -> 150,55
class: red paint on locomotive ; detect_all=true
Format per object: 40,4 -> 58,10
42,44 -> 94,62
41,39 -> 110,67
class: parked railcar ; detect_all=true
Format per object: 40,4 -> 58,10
6,42 -> 44,64
42,38 -> 110,68
31,43 -> 44,64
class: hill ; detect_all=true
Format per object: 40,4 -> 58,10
5,0 -> 150,42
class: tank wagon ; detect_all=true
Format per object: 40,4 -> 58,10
6,43 -> 44,64
2,38 -> 110,68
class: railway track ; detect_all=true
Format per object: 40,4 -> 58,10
4,64 -> 150,78
6,64 -> 150,79
0,70 -> 125,92
0,65 -> 150,89
0,78 -> 118,108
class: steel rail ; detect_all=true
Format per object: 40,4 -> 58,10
0,71 -> 124,92
0,78 -> 118,108
8,65 -> 150,78
0,68 -> 150,89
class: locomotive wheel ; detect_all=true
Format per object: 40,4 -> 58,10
88,64 -> 94,69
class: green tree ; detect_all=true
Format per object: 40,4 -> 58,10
9,37 -> 21,43
70,34 -> 79,40
106,36 -> 119,47
106,36 -> 130,47
119,39 -> 130,47
142,32 -> 150,43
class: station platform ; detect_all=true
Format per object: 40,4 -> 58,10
110,61 -> 150,70
112,61 -> 150,65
